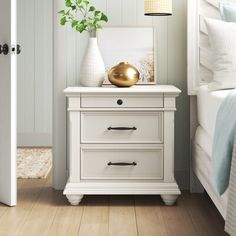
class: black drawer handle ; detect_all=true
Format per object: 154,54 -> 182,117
107,162 -> 137,166
117,99 -> 123,105
107,127 -> 137,131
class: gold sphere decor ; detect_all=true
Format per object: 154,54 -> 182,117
108,62 -> 140,87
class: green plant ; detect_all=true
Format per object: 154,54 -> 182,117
58,0 -> 108,35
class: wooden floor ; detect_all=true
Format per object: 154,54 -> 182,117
0,175 -> 228,236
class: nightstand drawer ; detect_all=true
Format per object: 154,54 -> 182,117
81,112 -> 163,143
81,145 -> 163,180
81,94 -> 163,108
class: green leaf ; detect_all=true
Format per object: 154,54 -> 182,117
83,0 -> 89,6
58,10 -> 65,14
65,0 -> 72,7
101,13 -> 108,22
80,19 -> 86,25
96,24 -> 102,29
89,6 -> 95,12
72,20 -> 78,28
60,17 -> 67,25
94,10 -> 101,16
65,10 -> 70,16
76,24 -> 86,33
58,0 -> 108,32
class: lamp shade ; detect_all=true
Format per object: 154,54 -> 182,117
144,0 -> 172,16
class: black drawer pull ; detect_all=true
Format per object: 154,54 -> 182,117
107,162 -> 137,166
117,99 -> 123,105
107,127 -> 137,131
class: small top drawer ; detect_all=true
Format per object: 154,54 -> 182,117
81,94 -> 163,108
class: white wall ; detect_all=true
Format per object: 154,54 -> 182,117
53,0 -> 189,189
17,0 -> 53,147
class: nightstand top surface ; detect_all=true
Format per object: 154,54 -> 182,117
64,85 -> 181,96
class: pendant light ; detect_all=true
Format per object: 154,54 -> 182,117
144,0 -> 172,16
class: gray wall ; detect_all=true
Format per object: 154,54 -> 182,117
167,1 -> 189,189
17,0 -> 53,147
53,0 -> 189,189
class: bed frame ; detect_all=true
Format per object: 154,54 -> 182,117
188,0 -> 236,219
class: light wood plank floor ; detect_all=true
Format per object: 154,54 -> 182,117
0,176 -> 229,236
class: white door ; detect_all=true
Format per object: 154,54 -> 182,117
0,0 -> 17,206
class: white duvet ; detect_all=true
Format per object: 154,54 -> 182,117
197,85 -> 233,139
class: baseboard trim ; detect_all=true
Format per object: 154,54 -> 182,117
17,133 -> 52,147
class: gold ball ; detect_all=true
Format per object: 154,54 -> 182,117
108,62 -> 140,87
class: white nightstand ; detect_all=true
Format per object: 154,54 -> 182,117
63,85 -> 181,206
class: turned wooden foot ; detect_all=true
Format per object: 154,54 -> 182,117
161,194 -> 178,206
66,194 -> 84,205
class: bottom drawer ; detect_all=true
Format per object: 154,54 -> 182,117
81,145 -> 163,180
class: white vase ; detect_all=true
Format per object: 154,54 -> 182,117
80,37 -> 105,87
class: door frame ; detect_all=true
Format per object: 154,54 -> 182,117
0,0 -> 17,206
52,0 -> 68,190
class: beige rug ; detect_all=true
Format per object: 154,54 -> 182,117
17,148 -> 52,179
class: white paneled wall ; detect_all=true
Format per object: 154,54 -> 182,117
17,0 -> 53,147
53,0 -> 189,189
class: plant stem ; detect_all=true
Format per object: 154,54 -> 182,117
73,0 -> 86,18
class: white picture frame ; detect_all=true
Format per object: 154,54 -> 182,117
98,26 -> 157,85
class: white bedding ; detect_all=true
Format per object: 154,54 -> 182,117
197,85 -> 233,138
194,86 -> 232,217
225,133 -> 236,235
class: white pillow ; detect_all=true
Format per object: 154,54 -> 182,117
205,18 -> 236,90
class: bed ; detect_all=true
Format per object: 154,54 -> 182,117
188,0 -> 236,221
193,85 -> 231,218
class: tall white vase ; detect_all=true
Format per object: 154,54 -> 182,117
80,37 -> 105,87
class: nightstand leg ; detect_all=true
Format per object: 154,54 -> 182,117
161,194 -> 178,206
66,194 -> 84,205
